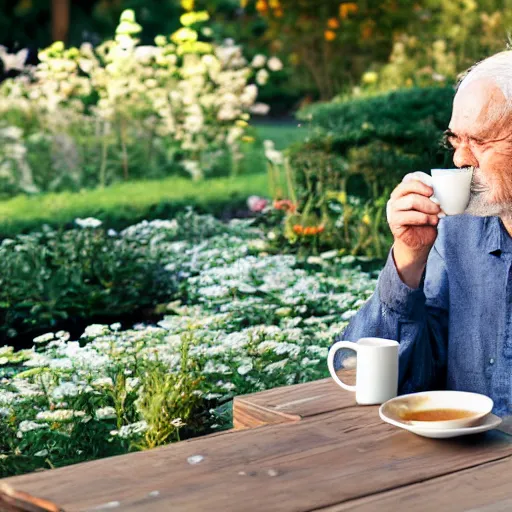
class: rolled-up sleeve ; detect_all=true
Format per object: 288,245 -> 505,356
332,243 -> 449,394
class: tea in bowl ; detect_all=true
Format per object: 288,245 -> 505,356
379,390 -> 493,430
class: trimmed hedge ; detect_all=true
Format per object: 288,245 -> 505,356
0,174 -> 269,238
292,87 -> 455,198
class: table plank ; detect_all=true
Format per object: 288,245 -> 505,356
234,372 -> 355,429
3,403 -> 512,512
319,455 -> 512,512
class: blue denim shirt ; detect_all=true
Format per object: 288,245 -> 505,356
334,215 -> 512,416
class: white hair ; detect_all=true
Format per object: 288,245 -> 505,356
457,50 -> 512,101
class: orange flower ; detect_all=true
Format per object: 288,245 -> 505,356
361,25 -> 373,41
273,199 -> 297,212
324,30 -> 336,42
293,225 -> 304,235
327,17 -> 340,29
339,2 -> 358,19
274,7 -> 284,17
256,0 -> 268,13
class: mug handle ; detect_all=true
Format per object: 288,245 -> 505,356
327,341 -> 358,392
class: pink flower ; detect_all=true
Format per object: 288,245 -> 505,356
247,195 -> 268,212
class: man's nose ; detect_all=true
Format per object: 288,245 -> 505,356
453,144 -> 478,168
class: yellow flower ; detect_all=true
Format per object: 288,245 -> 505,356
362,214 -> 371,225
240,0 -> 248,7
324,30 -> 336,42
242,136 -> 255,142
236,120 -> 249,127
339,2 -> 358,19
180,11 -> 210,27
269,0 -> 280,8
362,71 -> 378,84
256,0 -> 268,13
337,191 -> 347,204
154,35 -> 167,47
405,78 -> 413,87
181,0 -> 195,11
171,27 -> 198,44
327,17 -> 340,29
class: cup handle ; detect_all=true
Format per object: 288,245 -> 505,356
327,341 -> 358,392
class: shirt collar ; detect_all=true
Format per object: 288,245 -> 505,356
481,216 -> 505,255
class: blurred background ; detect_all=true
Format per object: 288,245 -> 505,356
2,0 -> 512,478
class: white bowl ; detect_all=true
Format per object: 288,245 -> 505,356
379,391 -> 493,429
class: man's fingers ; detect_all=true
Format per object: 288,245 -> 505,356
402,171 -> 433,187
390,180 -> 434,201
389,211 -> 439,227
392,194 -> 441,215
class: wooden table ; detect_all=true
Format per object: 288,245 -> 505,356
3,371 -> 512,512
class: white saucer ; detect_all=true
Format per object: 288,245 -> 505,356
379,409 -> 502,438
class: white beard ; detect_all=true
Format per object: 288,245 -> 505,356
464,169 -> 512,219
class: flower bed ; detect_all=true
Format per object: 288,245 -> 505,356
0,212 -> 378,477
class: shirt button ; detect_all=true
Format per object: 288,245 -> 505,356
489,358 -> 495,365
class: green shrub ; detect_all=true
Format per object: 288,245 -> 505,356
0,211 -> 242,343
0,174 -> 269,238
271,87 -> 455,258
293,86 -> 455,198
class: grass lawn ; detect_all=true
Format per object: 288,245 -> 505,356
0,173 -> 270,237
0,122 -> 306,237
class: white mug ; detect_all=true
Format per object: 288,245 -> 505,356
431,168 -> 473,216
327,337 -> 399,405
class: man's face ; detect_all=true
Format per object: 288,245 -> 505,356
447,78 -> 512,218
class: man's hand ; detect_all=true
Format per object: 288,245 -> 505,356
386,172 -> 443,288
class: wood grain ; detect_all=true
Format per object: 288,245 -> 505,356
233,372 -> 356,429
319,454 -> 512,512
4,404 -> 512,512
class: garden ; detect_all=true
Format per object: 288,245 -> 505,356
1,0 -> 511,477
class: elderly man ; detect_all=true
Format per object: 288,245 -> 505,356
333,51 -> 512,415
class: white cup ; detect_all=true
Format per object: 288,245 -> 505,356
327,337 -> 399,405
431,168 -> 473,216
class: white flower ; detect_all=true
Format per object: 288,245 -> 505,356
96,406 -> 117,420
56,330 -> 70,341
52,382 -> 80,400
320,250 -> 338,260
111,420 -> 148,439
237,362 -> 253,375
17,420 -> 46,438
267,57 -> 283,72
33,332 -> 54,344
341,310 -> 357,321
250,103 -> 270,115
110,323 -> 122,332
75,217 -> 102,229
264,359 -> 289,373
36,410 -> 86,422
256,69 -> 269,86
91,377 -> 114,388
82,324 -> 109,338
171,418 -> 186,428
251,54 -> 267,68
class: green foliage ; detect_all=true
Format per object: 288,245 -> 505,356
0,222 -> 175,341
294,86 -> 454,197
0,173 -> 269,238
0,221 -> 378,477
269,87 -> 454,258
